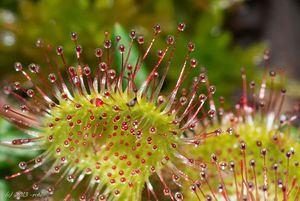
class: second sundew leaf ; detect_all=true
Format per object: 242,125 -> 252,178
112,23 -> 148,88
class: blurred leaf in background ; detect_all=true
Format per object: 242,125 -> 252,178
0,118 -> 40,201
0,118 -> 39,168
0,179 -> 9,201
0,0 -> 265,98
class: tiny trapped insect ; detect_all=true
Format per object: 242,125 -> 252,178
127,97 -> 138,107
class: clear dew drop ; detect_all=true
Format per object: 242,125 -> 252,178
150,166 -> 156,173
218,184 -> 224,192
154,24 -> 161,34
3,86 -> 10,95
83,66 -> 91,76
14,62 -> 22,71
114,189 -> 120,197
175,192 -> 184,201
206,195 -> 212,201
167,35 -> 174,45
157,49 -> 163,58
85,168 -> 92,175
163,188 -> 170,196
72,76 -> 80,84
119,44 -> 125,53
18,161 -> 27,170
32,183 -> 39,190
67,175 -> 75,183
95,48 -> 103,58
150,127 -> 156,134
138,35 -> 144,44
35,39 -> 43,48
179,97 -> 187,105
56,46 -> 63,56
26,89 -> 35,97
99,62 -> 107,72
53,165 -> 61,173
79,195 -> 86,201
14,82 -> 21,90
190,185 -> 197,193
104,39 -> 111,49
132,120 -> 139,129
209,86 -> 216,94
28,63 -> 40,73
172,174 -> 180,182
94,176 -> 100,183
20,105 -> 29,112
178,22 -> 186,32
278,179 -> 283,188
47,187 -> 54,195
48,73 -> 57,83
188,42 -> 195,52
71,32 -> 77,41
190,58 -> 197,68
247,182 -> 254,191
115,35 -> 121,42
75,45 -> 82,54
99,194 -> 106,200
157,95 -> 165,104
226,127 -> 234,135
108,69 -> 116,79
130,30 -> 136,39
208,109 -> 216,118
229,161 -> 235,171
3,104 -> 10,112
199,94 -> 207,102
219,161 -> 227,170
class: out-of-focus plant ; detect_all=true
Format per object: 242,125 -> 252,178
178,67 -> 300,200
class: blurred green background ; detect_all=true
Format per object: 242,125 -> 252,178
0,0 -> 299,200
0,0 -> 266,95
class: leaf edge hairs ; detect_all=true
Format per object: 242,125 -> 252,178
181,59 -> 300,201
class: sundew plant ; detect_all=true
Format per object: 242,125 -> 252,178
0,23 -> 223,201
0,24 -> 299,201
180,54 -> 300,201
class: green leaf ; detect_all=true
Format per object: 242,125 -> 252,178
0,179 -> 9,201
112,23 -> 148,87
